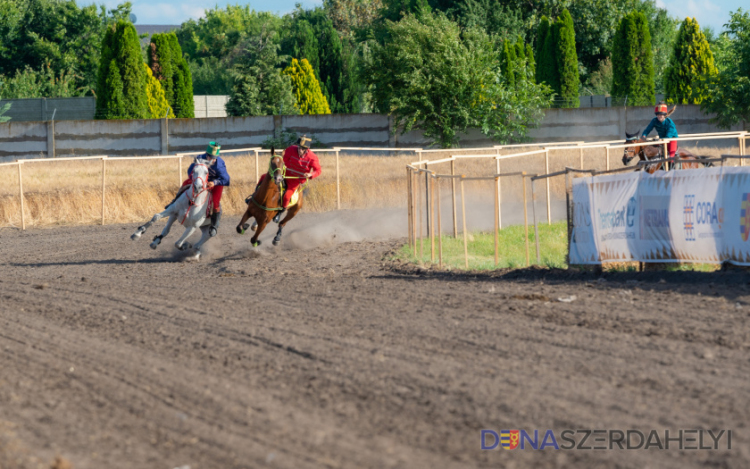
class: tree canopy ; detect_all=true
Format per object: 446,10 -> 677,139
364,11 -> 550,148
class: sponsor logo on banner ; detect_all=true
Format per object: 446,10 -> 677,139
598,198 -> 636,241
741,193 -> 750,242
684,194 -> 723,241
640,196 -> 670,240
500,430 -> 520,450
684,195 -> 695,241
626,197 -> 637,228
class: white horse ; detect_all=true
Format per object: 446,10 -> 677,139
131,158 -> 213,261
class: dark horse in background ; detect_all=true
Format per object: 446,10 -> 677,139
236,147 -> 304,247
621,131 -> 713,174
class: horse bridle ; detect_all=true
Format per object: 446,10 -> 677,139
622,137 -> 642,165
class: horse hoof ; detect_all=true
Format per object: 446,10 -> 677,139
186,252 -> 201,262
131,233 -> 140,241
273,238 -> 280,246
252,240 -> 262,247
250,222 -> 257,231
149,242 -> 159,250
236,225 -> 245,235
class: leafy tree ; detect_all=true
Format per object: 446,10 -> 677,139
501,40 -> 516,87
144,64 -> 174,118
664,17 -> 717,104
188,57 -> 234,95
177,6 -> 282,61
0,0 -> 132,97
525,43 -> 535,79
226,30 -> 297,116
611,10 -> 654,105
0,62 -> 82,98
284,58 -> 331,114
701,9 -> 750,129
556,9 -> 579,108
324,0 -> 384,37
454,0 -> 525,43
95,19 -> 148,119
364,11 -> 551,148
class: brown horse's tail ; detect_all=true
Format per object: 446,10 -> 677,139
667,105 -> 677,117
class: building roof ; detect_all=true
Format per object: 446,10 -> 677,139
135,25 -> 180,45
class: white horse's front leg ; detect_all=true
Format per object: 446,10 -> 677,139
186,226 -> 212,261
150,213 -> 177,249
174,226 -> 197,251
132,208 -> 171,241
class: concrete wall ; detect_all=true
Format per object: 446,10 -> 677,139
0,105 -> 744,162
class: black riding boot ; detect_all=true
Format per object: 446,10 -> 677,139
209,211 -> 222,237
273,208 -> 286,224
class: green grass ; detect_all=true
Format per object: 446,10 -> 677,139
396,221 -> 568,270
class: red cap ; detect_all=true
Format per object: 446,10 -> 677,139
655,104 -> 668,115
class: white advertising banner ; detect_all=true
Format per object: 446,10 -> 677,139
570,167 -> 750,265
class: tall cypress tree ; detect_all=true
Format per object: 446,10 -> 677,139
665,17 -> 717,104
283,58 -> 331,114
148,33 -> 194,118
95,20 -> 148,119
525,43 -> 536,81
611,11 -> 654,106
535,16 -> 550,85
556,9 -> 579,108
542,20 -> 560,96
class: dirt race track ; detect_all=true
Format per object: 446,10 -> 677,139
1,210 -> 749,469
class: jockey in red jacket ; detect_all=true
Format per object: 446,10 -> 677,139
255,135 -> 322,222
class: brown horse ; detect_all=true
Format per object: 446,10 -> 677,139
621,131 -> 712,174
236,148 -> 304,247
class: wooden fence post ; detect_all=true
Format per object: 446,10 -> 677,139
531,178 -> 541,264
663,141 -> 669,171
605,146 -> 610,171
101,157 -> 106,225
495,150 -> 502,229
426,171 -> 433,262
494,176 -> 499,266
418,169 -> 423,262
18,162 -> 25,231
436,175 -> 443,268
545,148 -> 551,225
523,173 -> 529,266
579,145 -> 584,170
407,167 -> 413,249
460,175 -> 468,269
336,149 -> 341,210
255,149 -> 260,181
412,170 -> 418,257
451,159 -> 458,238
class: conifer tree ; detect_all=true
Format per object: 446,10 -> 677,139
665,17 -> 717,104
148,33 -> 194,118
541,20 -> 560,95
283,58 -> 331,115
535,16 -> 550,85
611,11 -> 655,106
525,43 -> 536,80
95,20 -> 148,119
144,64 -> 175,119
501,40 -> 516,87
556,9 -> 579,108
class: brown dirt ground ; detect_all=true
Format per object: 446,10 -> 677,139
1,211 -> 749,469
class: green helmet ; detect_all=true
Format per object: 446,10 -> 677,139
206,141 -> 221,157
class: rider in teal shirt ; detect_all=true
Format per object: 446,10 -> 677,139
642,102 -> 679,158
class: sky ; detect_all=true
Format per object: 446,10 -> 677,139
85,0 -> 745,32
